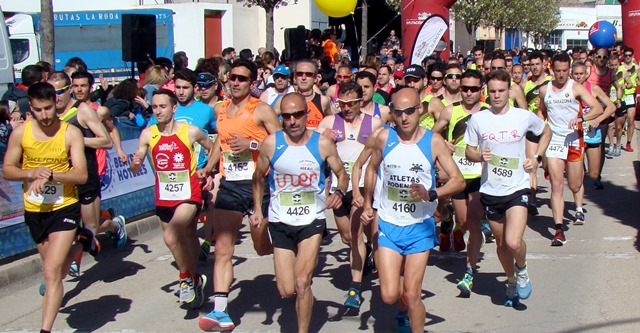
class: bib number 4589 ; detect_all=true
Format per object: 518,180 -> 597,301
491,167 -> 513,177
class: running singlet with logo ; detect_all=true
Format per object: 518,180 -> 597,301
268,131 -> 326,226
419,95 -> 436,130
619,63 -> 638,102
543,79 -> 583,149
306,93 -> 324,130
464,107 -> 545,196
447,103 -> 489,179
149,122 -> 201,207
377,129 -> 437,226
331,113 -> 374,191
59,101 -> 100,187
22,120 -> 78,212
581,81 -> 601,145
523,76 -> 551,113
217,98 -> 268,180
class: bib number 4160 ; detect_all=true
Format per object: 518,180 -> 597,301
392,202 -> 416,213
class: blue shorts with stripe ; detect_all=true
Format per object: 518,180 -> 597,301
377,217 -> 437,255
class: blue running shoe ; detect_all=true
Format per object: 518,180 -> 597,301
104,207 -> 117,239
504,282 -> 520,307
39,282 -> 46,296
457,269 -> 474,297
113,215 -> 127,249
199,310 -> 236,332
395,312 -> 411,333
344,288 -> 361,309
516,268 -> 532,299
68,260 -> 80,278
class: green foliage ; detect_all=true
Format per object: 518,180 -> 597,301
237,0 -> 296,10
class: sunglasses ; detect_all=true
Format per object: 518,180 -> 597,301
281,110 -> 307,120
273,74 -> 288,80
595,54 -> 609,60
197,81 -> 216,89
430,76 -> 444,81
337,98 -> 361,108
295,71 -> 315,78
55,86 -> 69,95
625,53 -> 634,57
491,66 -> 505,71
392,104 -> 420,116
337,74 -> 353,80
228,74 -> 251,83
445,74 -> 460,80
461,85 -> 482,93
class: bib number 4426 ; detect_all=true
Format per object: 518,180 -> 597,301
287,206 -> 310,216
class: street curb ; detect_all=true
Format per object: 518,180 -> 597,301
0,215 -> 162,289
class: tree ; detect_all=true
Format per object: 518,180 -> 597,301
519,0 -> 561,48
452,0 -> 490,47
237,0 -> 298,53
40,0 -> 54,64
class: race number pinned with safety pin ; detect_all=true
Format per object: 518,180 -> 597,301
26,181 -> 63,205
279,191 -> 316,224
487,155 -> 519,187
546,144 -> 568,159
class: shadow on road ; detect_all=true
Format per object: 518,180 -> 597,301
60,294 -> 132,332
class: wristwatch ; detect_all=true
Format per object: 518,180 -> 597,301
428,190 -> 438,202
249,140 -> 259,151
533,154 -> 542,163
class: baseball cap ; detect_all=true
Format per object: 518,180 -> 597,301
273,65 -> 291,76
197,72 -> 217,85
393,69 -> 404,79
404,64 -> 426,79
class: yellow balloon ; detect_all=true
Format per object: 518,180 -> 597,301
314,0 -> 357,18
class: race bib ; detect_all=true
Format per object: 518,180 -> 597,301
223,150 -> 255,181
487,155 -> 519,187
454,146 -> 481,176
26,182 -> 63,205
624,94 -> 635,105
386,187 -> 425,220
158,170 -> 191,201
546,143 -> 568,159
610,87 -> 617,100
279,191 -> 316,224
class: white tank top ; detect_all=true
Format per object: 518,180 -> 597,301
544,79 -> 582,147
378,129 -> 437,226
268,131 -> 326,226
331,114 -> 373,192
266,86 -> 295,106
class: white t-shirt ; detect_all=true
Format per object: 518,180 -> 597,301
464,106 -> 545,197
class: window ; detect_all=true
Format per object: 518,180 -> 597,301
546,30 -> 562,47
567,39 -> 589,50
10,39 -> 29,64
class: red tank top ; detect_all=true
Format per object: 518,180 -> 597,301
149,123 -> 202,207
587,66 -> 612,94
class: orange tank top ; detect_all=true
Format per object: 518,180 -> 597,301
306,93 -> 324,130
217,98 -> 268,180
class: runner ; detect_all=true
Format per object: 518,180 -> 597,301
259,64 -> 295,109
199,59 -> 281,331
246,92 -> 348,333
441,64 -> 463,106
316,81 -> 384,311
616,46 -> 638,153
130,89 -> 216,309
402,64 -> 445,131
3,82 -> 89,333
361,88 -> 464,332
463,69 -> 551,307
356,71 -> 392,123
569,62 -> 616,209
288,60 -> 331,129
326,64 -> 354,113
431,69 -> 489,296
539,53 -> 603,245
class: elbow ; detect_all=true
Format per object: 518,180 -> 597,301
101,138 -> 114,149
77,172 -> 88,185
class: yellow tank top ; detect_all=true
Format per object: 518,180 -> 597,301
447,103 -> 489,179
22,120 -> 78,212
419,94 -> 436,130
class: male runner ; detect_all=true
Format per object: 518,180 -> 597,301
326,64 -> 354,113
356,71 -> 392,123
403,64 -> 445,130
48,72 -> 120,255
316,81 -> 384,310
199,59 -> 281,331
464,69 -> 551,307
361,88 -> 464,333
488,54 -> 527,109
432,69 -> 489,295
441,64 -> 463,106
259,64 -> 295,108
3,82 -> 89,333
539,53 -> 603,245
288,60 -> 331,129
616,46 -> 638,153
246,92 -> 348,333
131,89 -> 215,309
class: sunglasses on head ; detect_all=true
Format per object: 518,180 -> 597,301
337,74 -> 353,80
430,76 -> 444,81
295,71 -> 315,78
461,85 -> 482,93
281,110 -> 307,120
337,98 -> 361,108
228,74 -> 251,83
445,73 -> 460,80
392,104 -> 420,116
595,54 -> 609,60
55,85 -> 69,95
197,81 -> 216,89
